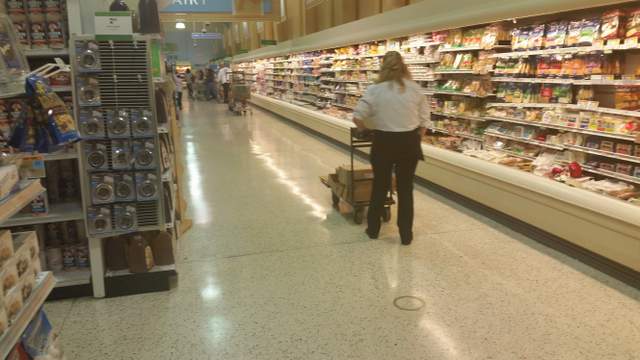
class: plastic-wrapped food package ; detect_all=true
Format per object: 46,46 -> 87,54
528,25 -> 545,50
579,18 -> 601,46
625,8 -> 640,38
566,20 -> 583,47
601,9 -> 624,40
545,22 -> 568,48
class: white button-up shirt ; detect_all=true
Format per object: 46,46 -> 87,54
353,80 -> 431,132
217,67 -> 230,84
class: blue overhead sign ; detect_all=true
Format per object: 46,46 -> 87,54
191,32 -> 223,40
160,0 -> 272,14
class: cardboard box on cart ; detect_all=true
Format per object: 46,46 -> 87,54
334,166 -> 375,203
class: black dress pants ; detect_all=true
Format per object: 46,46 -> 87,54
223,83 -> 230,103
367,129 -> 423,238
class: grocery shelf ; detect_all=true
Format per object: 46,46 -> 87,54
582,166 -> 640,185
564,144 -> 640,164
494,148 -> 537,161
105,264 -> 176,278
333,103 -> 356,110
54,269 -> 92,287
330,79 -> 372,83
433,90 -> 495,98
0,272 -> 54,359
433,70 -> 477,75
334,90 -> 362,96
485,131 -> 565,150
431,111 -> 486,122
405,59 -> 440,65
438,44 -> 511,53
0,89 -> 26,100
428,127 -> 484,141
487,101 -> 640,119
491,43 -> 640,59
2,201 -> 84,227
491,77 -> 640,86
51,85 -> 73,92
402,42 -> 443,48
24,48 -> 69,57
484,115 -> 638,141
0,180 -> 46,225
43,149 -> 79,161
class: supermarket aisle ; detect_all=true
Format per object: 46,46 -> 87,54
46,101 -> 640,359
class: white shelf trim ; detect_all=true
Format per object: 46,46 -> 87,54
3,201 -> 84,227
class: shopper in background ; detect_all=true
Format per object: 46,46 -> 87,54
173,69 -> 183,111
218,63 -> 231,103
205,68 -> 217,100
352,51 -> 430,245
185,68 -> 194,99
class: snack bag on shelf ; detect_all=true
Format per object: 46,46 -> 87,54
511,27 -> 530,51
579,18 -> 601,46
26,75 -> 80,146
601,9 -> 625,40
545,21 -> 568,48
528,25 -> 545,50
566,20 -> 583,47
625,8 -> 640,38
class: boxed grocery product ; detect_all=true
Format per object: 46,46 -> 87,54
13,231 -> 38,261
7,0 -> 26,15
327,173 -> 372,203
29,21 -> 46,49
19,270 -> 35,301
12,20 -> 29,48
615,142 -> 632,155
0,307 -> 7,336
0,231 -> 14,267
616,163 -> 633,175
4,283 -> 22,319
1,257 -> 18,296
46,20 -> 64,49
337,165 -> 374,185
0,164 -> 19,201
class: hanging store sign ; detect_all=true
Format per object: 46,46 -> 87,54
94,11 -> 134,35
191,32 -> 223,39
158,0 -> 273,14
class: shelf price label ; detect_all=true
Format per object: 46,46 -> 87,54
625,37 -> 638,49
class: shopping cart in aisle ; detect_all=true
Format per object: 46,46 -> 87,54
228,71 -> 252,115
320,128 -> 395,224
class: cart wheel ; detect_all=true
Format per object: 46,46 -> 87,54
331,193 -> 340,209
382,207 -> 392,222
354,208 -> 364,224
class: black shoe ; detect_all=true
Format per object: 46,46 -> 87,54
400,232 -> 413,245
365,228 -> 379,239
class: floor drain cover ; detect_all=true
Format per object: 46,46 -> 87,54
393,296 -> 425,311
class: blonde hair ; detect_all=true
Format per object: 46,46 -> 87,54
376,51 -> 412,90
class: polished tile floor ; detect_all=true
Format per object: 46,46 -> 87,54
46,100 -> 640,360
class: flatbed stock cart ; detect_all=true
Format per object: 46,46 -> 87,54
321,128 -> 394,224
